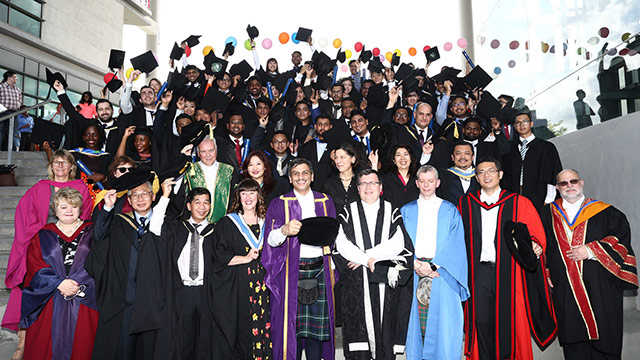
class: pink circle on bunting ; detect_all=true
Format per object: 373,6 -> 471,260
262,38 -> 272,49
341,65 -> 349,73
508,60 -> 516,68
457,38 -> 467,48
490,39 -> 500,49
598,27 -> 610,38
443,42 -> 453,51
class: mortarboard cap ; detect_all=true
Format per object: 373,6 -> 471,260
359,45 -> 372,63
336,48 -> 346,63
170,42 -> 185,60
370,124 -> 393,156
229,60 -> 253,81
476,91 -> 502,120
30,118 -> 65,149
391,52 -> 400,67
431,66 -> 461,83
108,49 -> 125,70
413,68 -> 426,77
111,168 -> 158,192
298,217 -> 339,247
294,27 -> 313,42
368,58 -> 385,74
366,83 -> 387,105
394,63 -> 413,81
463,65 -> 493,89
246,25 -> 259,40
272,74 -> 293,93
183,35 -> 201,48
313,75 -> 333,91
200,88 -> 231,114
103,74 -> 123,93
223,42 -> 235,57
203,51 -> 228,76
130,50 -> 158,74
180,120 -> 213,147
503,221 -> 539,272
424,47 -> 440,63
45,68 -> 67,89
254,67 -> 269,85
400,76 -> 419,94
312,51 -> 333,76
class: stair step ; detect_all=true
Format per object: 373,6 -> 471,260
13,166 -> 48,176
0,151 -> 47,160
0,254 -> 9,273
14,176 -> 42,187
0,186 -> 31,197
0,198 -> 20,209
0,224 -> 12,237
0,211 -> 14,222
0,238 -> 13,252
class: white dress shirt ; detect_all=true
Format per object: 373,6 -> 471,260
177,217 -> 208,286
519,133 -> 557,203
199,160 -> 219,191
479,188 -> 501,263
414,196 -> 443,259
561,195 -> 594,260
268,190 -> 324,258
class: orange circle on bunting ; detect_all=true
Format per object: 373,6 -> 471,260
279,32 -> 290,44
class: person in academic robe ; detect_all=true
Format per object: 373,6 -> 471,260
212,179 -> 273,359
381,144 -> 419,209
216,114 -> 251,172
461,117 -> 508,165
458,157 -> 557,360
3,150 -> 93,359
542,169 -> 638,359
70,122 -> 112,199
334,168 -> 414,359
401,165 -> 469,360
262,158 -> 338,360
92,156 -> 137,222
502,112 -> 562,213
86,170 -> 169,360
116,126 -> 154,169
20,188 -> 99,360
241,150 -> 290,208
149,183 -> 220,359
437,142 -> 479,206
321,142 -> 362,214
298,115 -> 335,189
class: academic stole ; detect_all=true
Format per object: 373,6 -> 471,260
186,162 -> 234,223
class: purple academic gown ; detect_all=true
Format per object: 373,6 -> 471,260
262,191 -> 337,360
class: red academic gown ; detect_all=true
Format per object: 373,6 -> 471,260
458,190 -> 556,360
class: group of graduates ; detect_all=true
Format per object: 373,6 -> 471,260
2,27 -> 638,360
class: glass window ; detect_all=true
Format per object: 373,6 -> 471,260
38,80 -> 57,100
0,3 -> 8,23
11,0 -> 41,17
67,90 -> 82,105
23,75 -> 37,96
9,8 -> 40,37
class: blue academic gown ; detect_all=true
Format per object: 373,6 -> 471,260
401,199 -> 470,360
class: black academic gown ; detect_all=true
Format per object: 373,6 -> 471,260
321,174 -> 359,215
437,169 -> 480,206
502,137 -> 562,212
541,203 -> 638,356
298,138 -> 334,190
381,172 -> 419,209
86,210 -> 172,360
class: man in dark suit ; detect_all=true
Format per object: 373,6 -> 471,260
437,141 -> 479,205
298,115 -> 335,188
462,117 -> 509,165
216,114 -> 249,171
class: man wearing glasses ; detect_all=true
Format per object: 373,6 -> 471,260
334,168 -> 413,359
458,157 -> 556,360
542,169 -> 638,359
503,112 -> 562,213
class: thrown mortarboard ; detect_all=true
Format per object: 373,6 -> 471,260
503,221 -> 539,272
294,27 -> 313,42
203,51 -> 228,76
391,53 -> 400,67
200,88 -> 230,114
130,50 -> 158,74
254,67 -> 269,85
229,60 -> 253,81
431,66 -> 461,83
424,47 -> 441,63
282,80 -> 300,105
108,49 -> 125,70
368,57 -> 385,74
30,118 -> 65,149
336,48 -> 346,63
370,124 -> 393,156
413,68 -> 426,77
183,35 -> 201,48
312,51 -> 333,75
170,42 -> 185,60
359,45 -> 372,63
272,73 -> 293,94
400,76 -> 419,94
298,217 -> 339,247
394,63 -> 413,81
165,70 -> 187,99
45,68 -> 67,89
111,168 -> 158,193
312,75 -> 332,92
223,42 -> 235,57
476,91 -> 502,121
246,24 -> 259,40
103,75 -> 123,93
463,65 -> 493,89
180,120 -> 213,147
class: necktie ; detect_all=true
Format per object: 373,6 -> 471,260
137,217 -> 147,237
235,139 -> 242,166
419,130 -> 425,146
189,224 -> 200,280
503,124 -> 510,140
333,104 -> 341,118
519,139 -> 528,185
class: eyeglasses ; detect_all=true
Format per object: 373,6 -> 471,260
129,191 -> 152,200
358,181 -> 380,188
394,113 -> 409,118
476,168 -> 499,176
52,160 -> 70,167
218,78 -> 231,83
451,103 -> 466,108
557,179 -> 580,187
272,140 -> 288,145
117,167 -> 133,174
514,120 -> 531,126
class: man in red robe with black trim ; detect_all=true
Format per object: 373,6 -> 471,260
542,169 -> 638,359
458,157 -> 556,360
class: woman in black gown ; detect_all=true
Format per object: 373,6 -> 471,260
212,179 -> 272,359
321,142 -> 362,214
381,144 -> 419,209
241,150 -> 290,208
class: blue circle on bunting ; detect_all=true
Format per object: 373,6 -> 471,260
494,67 -> 502,74
225,36 -> 237,47
291,32 -> 300,44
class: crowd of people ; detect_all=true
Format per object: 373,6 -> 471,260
0,32 -> 638,360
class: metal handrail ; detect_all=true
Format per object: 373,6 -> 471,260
2,99 -> 53,165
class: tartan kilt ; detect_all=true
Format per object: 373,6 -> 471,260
417,258 -> 432,338
296,257 -> 330,341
